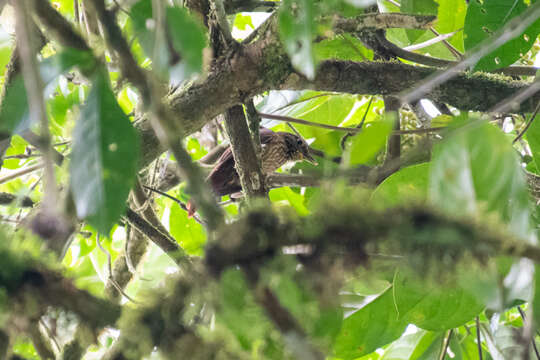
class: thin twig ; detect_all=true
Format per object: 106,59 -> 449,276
96,235 -> 141,304
0,162 -> 44,184
429,27 -> 463,59
476,316 -> 483,360
341,96 -> 374,149
13,1 -> 59,210
142,185 -> 206,225
404,29 -> 460,52
513,101 -> 540,144
438,329 -> 453,360
517,306 -> 540,360
259,111 -> 444,135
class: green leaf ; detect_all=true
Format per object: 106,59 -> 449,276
435,0 -> 466,52
344,113 -> 395,166
401,0 -> 438,44
333,286 -> 408,359
429,116 -> 532,240
279,0 -> 317,79
166,7 -> 206,77
393,269 -> 484,331
2,135 -> 28,170
70,72 -> 140,234
464,0 -> 540,71
371,163 -> 430,207
169,202 -> 206,256
269,187 -> 309,215
0,75 -> 29,135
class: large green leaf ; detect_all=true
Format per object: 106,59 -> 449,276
333,287 -> 408,359
464,0 -> 540,71
393,270 -> 484,331
429,116 -> 532,240
70,72 -> 140,234
279,0 -> 317,79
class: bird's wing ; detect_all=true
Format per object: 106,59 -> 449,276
206,147 -> 240,196
259,127 -> 277,145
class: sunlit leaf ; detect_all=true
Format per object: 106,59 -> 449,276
169,202 -> 206,256
344,113 -> 395,166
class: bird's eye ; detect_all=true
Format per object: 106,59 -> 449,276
297,139 -> 303,146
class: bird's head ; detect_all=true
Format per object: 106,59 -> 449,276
281,132 -> 318,165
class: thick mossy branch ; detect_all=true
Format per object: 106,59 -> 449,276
0,245 -> 120,331
206,198 -> 540,275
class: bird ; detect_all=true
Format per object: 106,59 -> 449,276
145,128 -> 317,217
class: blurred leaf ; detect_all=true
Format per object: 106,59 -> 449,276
0,75 -> 29,135
166,6 -> 206,77
279,0 -> 317,79
435,0 -> 466,52
40,48 -> 96,83
169,202 -> 206,256
394,269 -> 484,331
371,163 -> 430,207
70,72 -> 140,234
217,269 -> 283,356
344,113 -> 395,166
263,257 -> 343,351
429,116 -> 533,240
464,0 -> 540,71
269,187 -> 309,215
333,287 -> 408,359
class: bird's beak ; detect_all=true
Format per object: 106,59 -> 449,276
302,151 -> 318,165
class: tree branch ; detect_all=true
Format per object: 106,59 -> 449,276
224,105 -> 268,199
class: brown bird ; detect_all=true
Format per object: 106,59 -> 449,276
186,128 -> 317,216
144,128 -> 317,217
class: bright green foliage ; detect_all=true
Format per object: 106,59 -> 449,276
1,0 -> 540,359
435,0 -> 467,52
464,0 -> 540,71
170,202 -> 206,255
344,113 -> 395,166
70,72 -> 140,234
